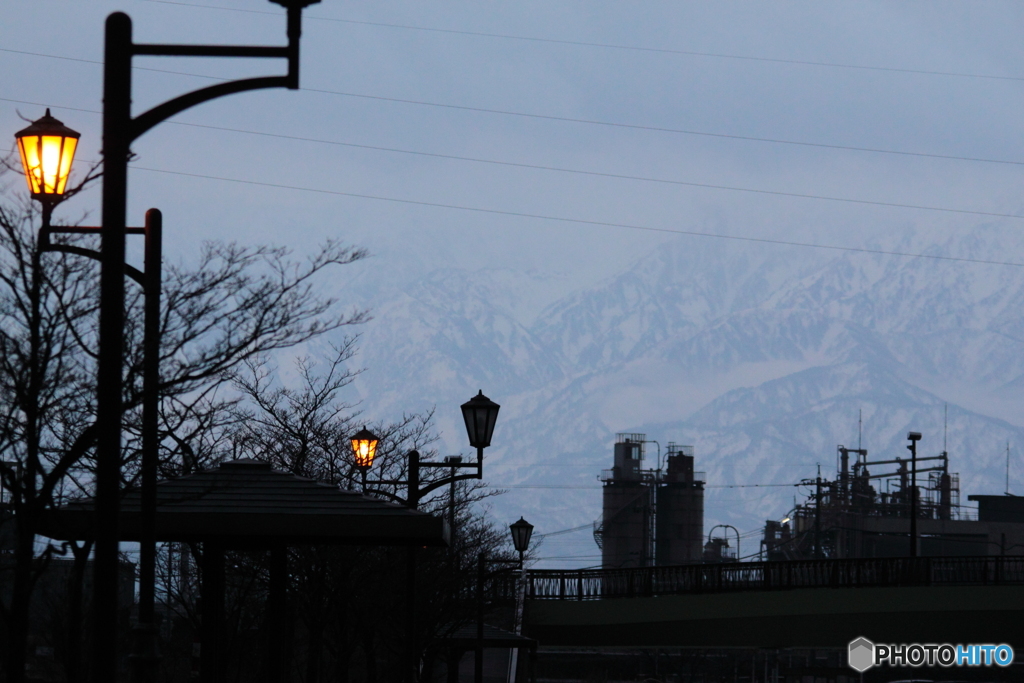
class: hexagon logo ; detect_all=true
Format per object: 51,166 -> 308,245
848,637 -> 875,673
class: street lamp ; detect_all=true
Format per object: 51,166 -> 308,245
507,517 -> 533,683
509,517 -> 534,565
462,390 -> 500,452
14,109 -> 80,226
15,112 -> 167,682
350,427 -> 379,489
357,391 -> 500,683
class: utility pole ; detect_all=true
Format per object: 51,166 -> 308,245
907,432 -> 922,557
814,475 -> 823,559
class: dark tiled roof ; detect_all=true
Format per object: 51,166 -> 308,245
435,623 -> 536,649
40,459 -> 448,547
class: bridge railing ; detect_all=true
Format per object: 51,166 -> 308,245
523,556 -> 1024,600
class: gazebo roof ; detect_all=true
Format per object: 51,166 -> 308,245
40,459 -> 448,547
435,623 -> 536,650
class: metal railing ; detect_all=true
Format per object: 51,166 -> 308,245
522,556 -> 1024,600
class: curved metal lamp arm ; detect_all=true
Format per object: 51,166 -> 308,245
132,76 -> 287,142
416,471 -> 482,499
128,3 -> 309,143
42,243 -> 145,286
40,225 -> 147,286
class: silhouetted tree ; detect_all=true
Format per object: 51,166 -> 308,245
0,171 -> 368,683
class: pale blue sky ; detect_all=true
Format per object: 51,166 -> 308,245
4,0 -> 1024,293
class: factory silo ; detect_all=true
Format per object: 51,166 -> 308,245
655,443 -> 704,565
599,434 -> 653,568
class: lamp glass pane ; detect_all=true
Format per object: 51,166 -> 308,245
17,135 -> 43,195
352,437 -> 377,469
17,134 -> 77,196
54,136 -> 77,194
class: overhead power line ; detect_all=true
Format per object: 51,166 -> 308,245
6,96 -> 1024,226
140,0 -> 1024,83
94,162 -> 1024,267
3,134 -> 1022,267
10,96 -> 1020,198
132,164 -> 1024,243
3,51 -> 1024,167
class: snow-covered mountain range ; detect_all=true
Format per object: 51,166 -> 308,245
337,223 -> 1024,567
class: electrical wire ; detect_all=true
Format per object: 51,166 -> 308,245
8,143 -> 1022,268
131,167 -> 1024,267
139,0 -> 1024,84
535,523 -> 592,538
4,51 -> 1024,168
9,95 -> 1024,229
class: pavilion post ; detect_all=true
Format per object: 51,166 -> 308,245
268,545 -> 287,683
201,540 -> 225,683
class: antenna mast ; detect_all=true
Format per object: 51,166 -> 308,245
1007,442 -> 1011,495
944,404 -> 948,453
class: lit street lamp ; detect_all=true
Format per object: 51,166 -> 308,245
14,109 -> 79,229
357,390 -> 500,683
350,426 -> 379,489
46,3 -> 323,683
15,113 -> 167,681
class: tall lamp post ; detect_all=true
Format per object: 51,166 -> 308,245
46,3 -> 323,682
16,108 -> 166,676
16,111 -> 171,680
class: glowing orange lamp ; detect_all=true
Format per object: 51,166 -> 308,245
15,109 -> 80,204
350,427 -> 379,471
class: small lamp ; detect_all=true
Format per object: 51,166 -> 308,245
461,390 -> 500,450
350,427 -> 379,470
509,517 -> 534,557
14,109 -> 80,203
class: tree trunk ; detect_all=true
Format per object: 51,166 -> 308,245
6,518 -> 39,683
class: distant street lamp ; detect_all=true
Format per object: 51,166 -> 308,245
350,426 -> 379,489
475,518 -> 533,683
358,391 -> 501,683
365,390 -> 501,509
462,390 -> 500,455
509,517 -> 534,564
507,518 -> 534,683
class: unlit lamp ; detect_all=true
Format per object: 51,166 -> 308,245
14,109 -> 80,202
461,390 -> 500,450
509,517 -> 534,555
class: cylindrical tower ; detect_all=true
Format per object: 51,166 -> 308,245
655,444 -> 704,565
600,434 -> 652,568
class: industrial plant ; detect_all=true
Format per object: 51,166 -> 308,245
594,432 -> 1024,568
595,434 -> 705,568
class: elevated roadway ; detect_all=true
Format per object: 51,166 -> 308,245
520,557 -> 1024,648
